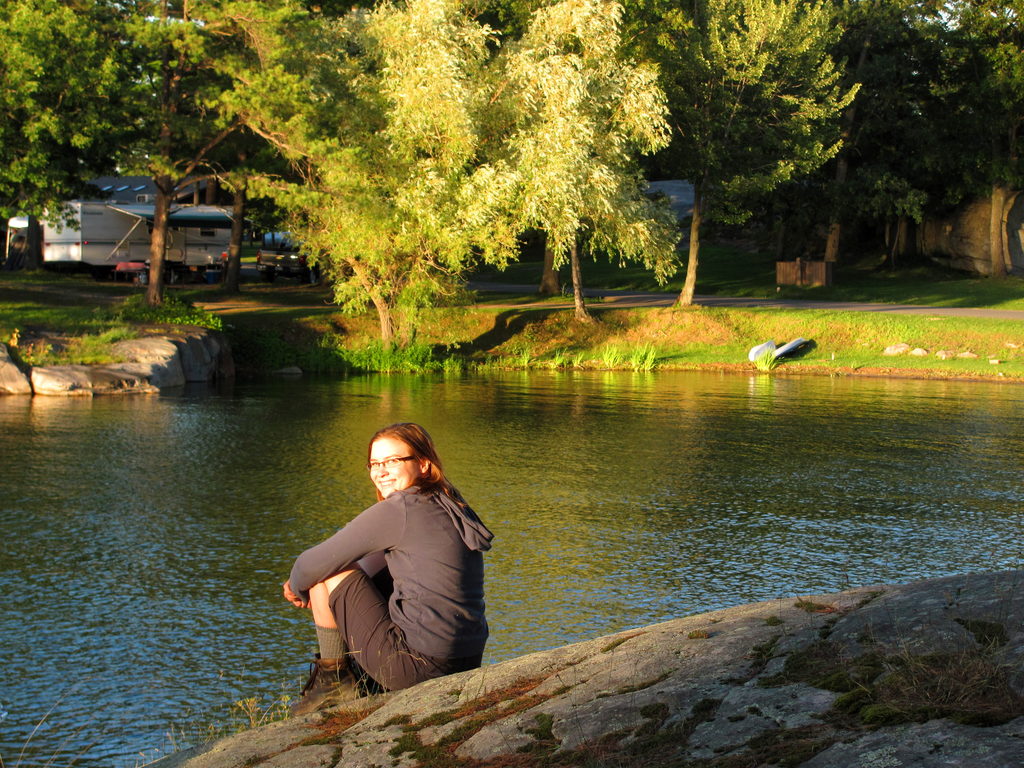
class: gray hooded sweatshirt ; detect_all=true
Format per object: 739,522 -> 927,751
289,486 -> 493,659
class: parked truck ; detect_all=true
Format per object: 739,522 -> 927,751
255,231 -> 317,282
9,200 -> 234,279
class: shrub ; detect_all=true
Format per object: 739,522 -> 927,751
113,294 -> 223,330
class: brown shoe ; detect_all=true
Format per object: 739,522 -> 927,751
290,654 -> 360,716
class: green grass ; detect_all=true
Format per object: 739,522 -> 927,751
467,304 -> 1024,379
13,327 -> 139,366
471,244 -> 1024,310
652,307 -> 1024,376
0,272 -> 132,337
752,348 -> 781,373
0,271 -> 223,366
5,262 -> 1024,380
0,297 -> 113,339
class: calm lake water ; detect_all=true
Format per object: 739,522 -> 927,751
1,371 -> 1022,766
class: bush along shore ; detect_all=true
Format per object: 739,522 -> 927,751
152,570 -> 1024,768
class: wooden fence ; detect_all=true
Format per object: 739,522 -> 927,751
775,259 -> 833,287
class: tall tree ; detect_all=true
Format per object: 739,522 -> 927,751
646,0 -> 855,305
236,0 -> 519,343
0,0 -> 127,265
119,0 -> 260,304
234,0 -> 676,338
497,0 -> 679,322
811,0 -> 943,265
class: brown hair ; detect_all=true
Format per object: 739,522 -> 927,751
368,422 -> 464,503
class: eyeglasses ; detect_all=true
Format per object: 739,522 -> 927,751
367,456 -> 414,473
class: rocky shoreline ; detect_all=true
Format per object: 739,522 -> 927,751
0,328 -> 233,396
154,570 -> 1024,768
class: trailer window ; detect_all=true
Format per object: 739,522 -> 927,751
199,229 -> 216,237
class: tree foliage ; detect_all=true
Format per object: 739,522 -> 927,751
236,0 -> 520,343
116,0 -> 261,303
0,0 -> 126,220
237,0 -> 675,340
644,0 -> 855,303
12,0 -> 1024,303
934,0 -> 1024,275
495,0 -> 680,321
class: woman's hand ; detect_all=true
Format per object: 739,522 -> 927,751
282,579 -> 309,609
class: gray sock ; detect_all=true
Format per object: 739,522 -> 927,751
315,625 -> 346,661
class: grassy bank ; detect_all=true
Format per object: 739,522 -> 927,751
2,267 -> 1023,381
0,272 -> 222,367
473,245 -> 1024,309
212,297 -> 1024,381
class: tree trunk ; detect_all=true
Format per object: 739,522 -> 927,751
146,178 -> 172,305
148,23 -> 174,307
24,216 -> 43,270
373,297 -> 395,344
990,183 -> 1007,277
539,238 -> 559,295
774,219 -> 786,260
885,217 -> 907,270
824,36 -> 870,263
890,216 -> 909,269
569,238 -> 591,322
823,215 -> 843,263
677,182 -> 703,306
223,182 -> 245,293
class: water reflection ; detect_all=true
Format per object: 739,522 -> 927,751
1,371 -> 1022,766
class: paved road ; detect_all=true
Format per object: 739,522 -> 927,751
470,282 -> 1024,320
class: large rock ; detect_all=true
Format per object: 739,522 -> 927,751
921,191 -> 1024,276
0,343 -> 32,395
111,329 -> 233,386
180,328 -> 234,382
25,329 -> 233,396
110,337 -> 186,387
153,570 -> 1024,768
31,365 -> 159,396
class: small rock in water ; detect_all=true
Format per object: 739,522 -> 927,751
935,350 -> 955,360
957,351 -> 979,359
273,366 -> 304,376
883,343 -> 911,356
910,348 -> 929,357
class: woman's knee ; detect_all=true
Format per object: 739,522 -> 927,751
309,570 -> 358,626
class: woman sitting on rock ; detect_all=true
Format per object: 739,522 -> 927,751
282,422 -> 493,714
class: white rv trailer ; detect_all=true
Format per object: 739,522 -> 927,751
35,201 -> 233,276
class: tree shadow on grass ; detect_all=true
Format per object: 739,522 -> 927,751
463,308 -> 559,356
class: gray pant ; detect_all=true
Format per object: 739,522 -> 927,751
328,568 -> 482,691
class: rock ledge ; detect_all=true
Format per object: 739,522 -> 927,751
0,328 -> 233,396
154,570 -> 1024,768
